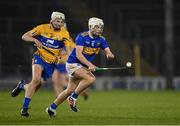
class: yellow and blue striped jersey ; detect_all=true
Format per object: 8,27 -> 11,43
30,23 -> 72,64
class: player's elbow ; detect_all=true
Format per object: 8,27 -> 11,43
22,33 -> 26,41
22,32 -> 31,41
88,76 -> 96,84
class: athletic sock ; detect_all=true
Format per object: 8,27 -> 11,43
22,97 -> 31,111
71,91 -> 79,99
50,103 -> 57,110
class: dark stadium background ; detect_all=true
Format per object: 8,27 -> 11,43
0,0 -> 179,89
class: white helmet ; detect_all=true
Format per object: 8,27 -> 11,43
88,17 -> 104,29
51,11 -> 65,21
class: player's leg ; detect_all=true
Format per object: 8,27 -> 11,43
72,67 -> 95,95
20,64 -> 43,117
46,67 -> 95,117
25,80 -> 42,91
52,69 -> 67,97
53,70 -> 89,100
24,64 -> 42,97
55,77 -> 78,105
65,75 -> 90,100
67,67 -> 95,111
46,63 -> 95,117
46,77 -> 78,117
52,63 -> 90,99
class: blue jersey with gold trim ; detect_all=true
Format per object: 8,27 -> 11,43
67,31 -> 109,66
30,24 -> 72,64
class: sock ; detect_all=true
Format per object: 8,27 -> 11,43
50,103 -> 57,110
71,91 -> 78,99
22,97 -> 31,111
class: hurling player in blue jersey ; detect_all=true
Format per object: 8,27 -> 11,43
46,17 -> 114,117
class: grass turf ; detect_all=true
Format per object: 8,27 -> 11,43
0,90 -> 180,125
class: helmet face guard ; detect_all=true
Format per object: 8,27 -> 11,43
51,11 -> 65,30
89,25 -> 103,36
51,18 -> 65,30
88,17 -> 104,36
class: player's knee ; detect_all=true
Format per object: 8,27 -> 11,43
31,79 -> 41,86
88,76 -> 96,84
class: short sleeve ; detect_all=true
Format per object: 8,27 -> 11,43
101,38 -> 109,49
29,25 -> 42,36
75,34 -> 84,46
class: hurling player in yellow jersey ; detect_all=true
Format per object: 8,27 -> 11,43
11,11 -> 72,117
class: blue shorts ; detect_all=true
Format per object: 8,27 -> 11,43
33,54 -> 55,81
55,64 -> 67,73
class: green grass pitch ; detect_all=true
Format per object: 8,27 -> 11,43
0,90 -> 180,125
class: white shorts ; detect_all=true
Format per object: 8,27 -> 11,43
66,62 -> 83,77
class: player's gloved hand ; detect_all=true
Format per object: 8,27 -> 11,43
34,39 -> 43,48
106,53 -> 114,59
88,64 -> 97,72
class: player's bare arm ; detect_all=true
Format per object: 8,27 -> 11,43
22,31 -> 42,48
104,47 -> 114,59
76,45 -> 96,71
64,40 -> 71,59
